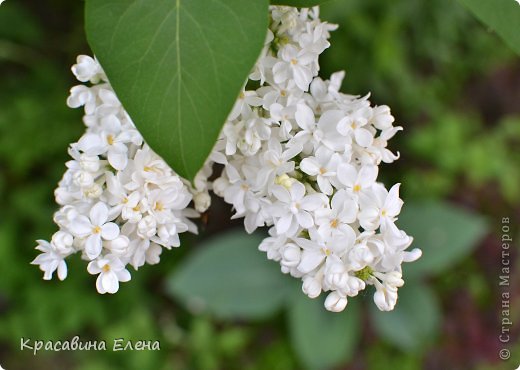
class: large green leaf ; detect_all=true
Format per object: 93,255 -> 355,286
399,201 -> 487,278
288,294 -> 361,370
458,0 -> 520,55
167,229 -> 292,320
270,1 -> 332,7
369,281 -> 441,351
85,0 -> 269,180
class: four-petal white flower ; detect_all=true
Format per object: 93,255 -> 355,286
69,202 -> 120,260
87,254 -> 131,294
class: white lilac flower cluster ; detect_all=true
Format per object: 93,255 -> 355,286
32,56 -> 203,294
206,6 -> 422,312
34,6 -> 420,311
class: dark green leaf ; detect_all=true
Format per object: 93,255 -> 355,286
458,0 -> 520,55
399,201 -> 487,278
85,0 -> 269,180
271,0 -> 332,6
288,294 -> 360,370
369,281 -> 441,351
166,229 -> 292,320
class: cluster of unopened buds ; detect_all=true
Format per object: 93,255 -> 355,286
34,5 -> 420,311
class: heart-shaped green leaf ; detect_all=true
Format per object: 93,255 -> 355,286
85,0 -> 269,180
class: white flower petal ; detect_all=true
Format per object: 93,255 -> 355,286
90,202 -> 109,226
117,269 -> 131,283
108,150 -> 128,170
296,211 -> 314,229
276,213 -> 293,235
77,133 -> 105,155
300,194 -> 325,211
385,183 -> 402,215
298,250 -> 324,273
300,158 -> 320,176
295,104 -> 315,130
101,271 -> 120,294
290,182 -> 306,200
87,261 -> 102,275
101,222 -> 120,240
57,260 -> 68,281
68,216 -> 93,237
85,234 -> 102,260
337,163 -> 357,187
317,176 -> 333,195
272,185 -> 291,203
358,165 -> 378,187
96,274 -> 107,294
354,128 -> 374,147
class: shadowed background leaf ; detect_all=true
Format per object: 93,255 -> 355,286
167,229 -> 293,320
288,293 -> 361,370
398,201 -> 488,278
369,282 -> 441,351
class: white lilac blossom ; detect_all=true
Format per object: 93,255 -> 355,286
33,55 -> 202,294
205,6 -> 422,312
34,6 -> 421,310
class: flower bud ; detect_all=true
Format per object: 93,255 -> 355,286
324,291 -> 348,312
137,215 -> 156,239
302,276 -> 321,298
73,170 -> 94,188
146,243 -> 162,265
84,183 -> 102,199
51,231 -> 74,254
373,283 -> 398,311
105,235 -> 130,255
193,191 -> 211,213
80,155 -> 101,172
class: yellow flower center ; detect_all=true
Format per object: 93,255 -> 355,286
102,264 -> 111,273
321,247 -> 331,256
353,184 -> 361,192
92,226 -> 101,234
275,174 -> 293,189
154,202 -> 164,211
107,134 -> 114,145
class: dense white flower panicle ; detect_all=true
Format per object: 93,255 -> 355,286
205,6 -> 421,312
35,5 -> 420,309
33,56 -> 201,294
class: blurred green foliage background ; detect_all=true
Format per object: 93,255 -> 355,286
0,0 -> 518,369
